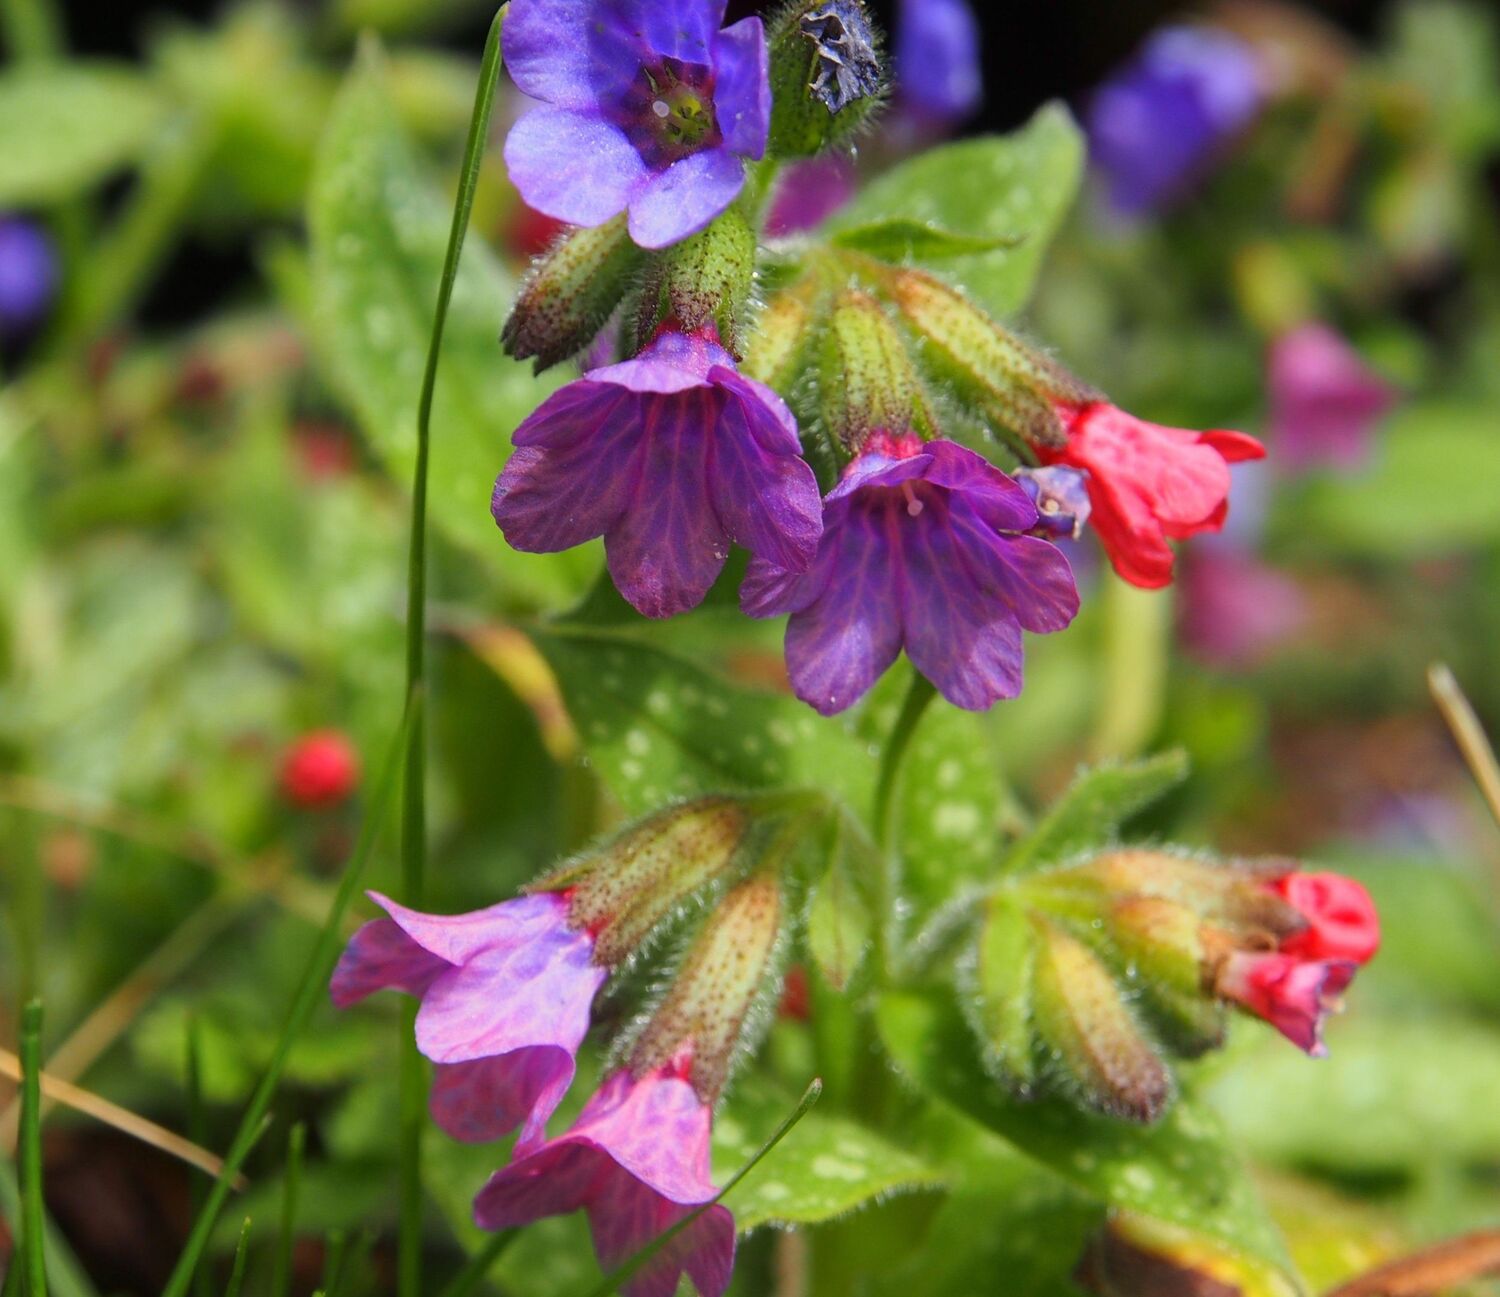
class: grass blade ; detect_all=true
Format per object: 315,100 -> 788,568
222,1220 -> 251,1297
185,1018 -> 211,1297
435,1232 -> 517,1297
577,1079 -> 824,1297
271,1123 -> 305,1297
0,1163 -> 96,1297
159,710 -> 410,1297
19,1000 -> 46,1297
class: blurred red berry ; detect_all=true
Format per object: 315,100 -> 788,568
280,731 -> 361,808
778,965 -> 811,1021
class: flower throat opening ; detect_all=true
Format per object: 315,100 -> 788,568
623,58 -> 722,166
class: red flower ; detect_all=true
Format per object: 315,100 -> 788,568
1042,401 -> 1264,589
1217,870 -> 1379,1056
280,731 -> 361,808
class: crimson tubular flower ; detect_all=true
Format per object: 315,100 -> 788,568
1218,871 -> 1380,1056
474,1052 -> 734,1297
743,432 -> 1078,715
332,891 -> 607,1149
492,327 -> 822,619
502,0 -> 770,249
1041,399 -> 1265,589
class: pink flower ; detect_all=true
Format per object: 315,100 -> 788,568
1268,323 -> 1397,471
1217,952 -> 1356,1057
1217,871 -> 1379,1055
474,1055 -> 734,1297
1041,400 -> 1265,589
280,731 -> 360,807
331,891 -> 606,1150
1179,549 -> 1306,667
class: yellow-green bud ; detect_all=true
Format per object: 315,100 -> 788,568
821,290 -> 932,451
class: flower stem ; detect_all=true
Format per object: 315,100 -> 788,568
397,8 -> 509,1293
18,1000 -> 46,1297
1091,572 -> 1170,760
871,672 -> 936,980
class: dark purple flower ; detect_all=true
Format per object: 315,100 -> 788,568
0,217 -> 58,337
764,154 -> 857,238
895,0 -> 983,123
493,327 -> 823,619
331,890 -> 606,1151
742,432 -> 1079,715
474,1054 -> 734,1297
1087,26 -> 1263,217
502,0 -> 770,249
1267,323 -> 1397,471
1016,465 -> 1092,540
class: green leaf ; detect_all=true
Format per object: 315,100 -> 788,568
1287,404 -> 1500,558
307,42 -> 592,605
1005,751 -> 1190,875
829,218 -> 1022,263
712,1084 -> 942,1231
0,64 -> 164,204
876,990 -> 1298,1291
829,103 -> 1085,317
804,813 -> 874,990
530,624 -> 873,815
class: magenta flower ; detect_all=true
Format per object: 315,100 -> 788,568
1179,548 -> 1306,668
474,1056 -> 734,1297
1267,323 -> 1397,471
493,328 -> 822,619
331,891 -> 606,1150
895,0 -> 983,124
765,154 -> 857,238
742,433 -> 1079,715
1217,952 -> 1357,1058
502,0 -> 770,249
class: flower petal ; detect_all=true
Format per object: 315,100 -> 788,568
430,1046 -> 577,1149
502,0 -> 647,109
782,505 -> 903,715
329,918 -> 447,1008
712,17 -> 771,159
921,439 -> 1038,533
506,106 -> 649,229
627,148 -> 746,249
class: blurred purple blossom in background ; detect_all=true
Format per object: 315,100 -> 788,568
0,216 -> 58,336
764,153 -> 858,237
895,0 -> 983,124
1267,322 -> 1399,471
1179,547 -> 1307,668
1086,25 -> 1264,217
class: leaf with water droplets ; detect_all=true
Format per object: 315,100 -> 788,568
875,990 -> 1299,1292
713,1083 -> 943,1231
307,41 -> 595,605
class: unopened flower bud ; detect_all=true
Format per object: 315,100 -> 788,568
1107,897 -> 1226,1057
1031,917 -> 1173,1123
820,290 -> 930,452
1016,466 -> 1092,540
540,798 -> 751,966
973,895 -> 1039,1091
632,871 -> 785,1100
501,214 -> 643,373
768,0 -> 887,160
660,208 -> 759,352
743,273 -> 826,393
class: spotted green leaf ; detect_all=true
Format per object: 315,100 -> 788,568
829,103 -> 1085,318
0,63 -> 164,204
1005,750 -> 1190,875
805,812 -> 875,990
713,1084 -> 943,1231
530,624 -> 873,815
829,218 -> 1023,264
876,990 -> 1300,1292
307,42 -> 593,605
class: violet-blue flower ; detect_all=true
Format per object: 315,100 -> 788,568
742,432 -> 1079,715
1087,25 -> 1263,217
0,216 -> 58,337
474,1052 -> 734,1297
502,0 -> 770,249
331,890 -> 606,1151
492,327 -> 823,619
895,0 -> 983,124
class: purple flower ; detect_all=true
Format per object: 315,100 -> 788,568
742,432 -> 1080,715
502,0 -> 770,249
0,217 -> 58,337
1016,465 -> 1092,540
474,1055 -> 734,1297
764,154 -> 857,238
493,327 -> 823,619
895,0 -> 983,124
331,890 -> 606,1151
1267,323 -> 1397,471
1087,26 -> 1263,217
1179,548 -> 1306,668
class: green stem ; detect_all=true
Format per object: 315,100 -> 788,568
872,673 -> 937,852
18,1002 -> 45,1297
222,1220 -> 252,1297
271,1124 -> 306,1297
158,712 -> 410,1297
0,0 -> 61,61
184,1018 -> 211,1297
1090,573 -> 1171,761
397,9 -> 509,1292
